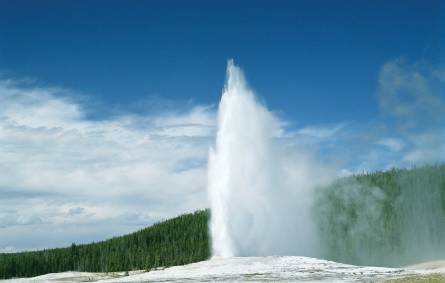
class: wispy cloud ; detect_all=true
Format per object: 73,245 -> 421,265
353,59 -> 445,171
295,123 -> 347,139
377,138 -> 405,152
277,59 -> 445,174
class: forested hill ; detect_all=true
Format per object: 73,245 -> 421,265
1,164 -> 444,279
0,210 -> 210,279
316,164 -> 445,266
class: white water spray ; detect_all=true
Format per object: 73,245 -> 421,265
208,60 -> 330,257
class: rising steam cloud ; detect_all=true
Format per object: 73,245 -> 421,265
208,60 -> 331,257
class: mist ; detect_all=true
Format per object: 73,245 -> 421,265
315,166 -> 445,266
207,60 -> 445,267
208,60 -> 332,257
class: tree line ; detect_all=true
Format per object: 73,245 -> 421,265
315,164 -> 445,266
2,164 -> 444,278
0,210 -> 210,279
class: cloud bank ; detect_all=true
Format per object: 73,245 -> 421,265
0,79 -> 214,250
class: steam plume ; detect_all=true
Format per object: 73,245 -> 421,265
208,60 -> 329,257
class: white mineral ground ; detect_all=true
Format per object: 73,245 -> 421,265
2,256 -> 445,283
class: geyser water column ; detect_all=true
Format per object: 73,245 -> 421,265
208,60 -> 277,257
208,60 -> 326,257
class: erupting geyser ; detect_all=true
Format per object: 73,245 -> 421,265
208,60 -> 278,257
208,60 -> 329,258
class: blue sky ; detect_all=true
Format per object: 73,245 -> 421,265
1,0 -> 443,123
0,1 -> 444,251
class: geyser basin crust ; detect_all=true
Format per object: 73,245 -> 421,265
4,256 -> 438,283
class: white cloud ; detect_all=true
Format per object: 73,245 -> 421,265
377,138 -> 405,152
0,210 -> 45,228
402,131 -> 445,163
0,78 -> 215,249
378,59 -> 445,131
67,207 -> 85,215
378,60 -> 444,164
0,246 -> 20,253
295,123 -> 347,139
352,60 -> 445,172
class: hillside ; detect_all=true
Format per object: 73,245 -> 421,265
0,210 -> 209,279
1,164 -> 444,279
316,164 -> 445,266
